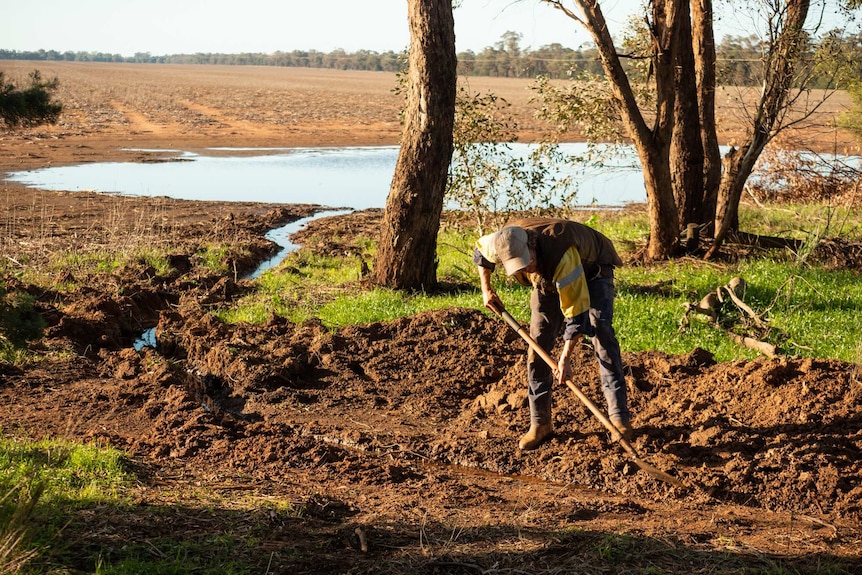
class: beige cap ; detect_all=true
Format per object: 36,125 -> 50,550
493,226 -> 531,275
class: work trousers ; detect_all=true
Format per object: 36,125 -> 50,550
527,273 -> 630,426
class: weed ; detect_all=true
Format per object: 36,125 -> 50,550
0,480 -> 42,574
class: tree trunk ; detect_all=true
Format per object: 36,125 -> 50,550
691,0 -> 721,232
670,0 -> 705,230
568,0 -> 680,259
710,145 -> 750,247
638,144 -> 680,259
370,0 -> 456,289
707,0 -> 811,258
645,0 -> 684,258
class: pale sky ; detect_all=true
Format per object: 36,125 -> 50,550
1,0 -> 646,56
1,0 -> 854,57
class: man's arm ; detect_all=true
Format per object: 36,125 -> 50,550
474,239 -> 504,313
478,264 -> 504,313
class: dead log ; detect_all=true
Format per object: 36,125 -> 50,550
726,331 -> 777,357
726,230 -> 804,251
682,276 -> 778,357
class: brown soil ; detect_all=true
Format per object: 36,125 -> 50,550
0,62 -> 860,574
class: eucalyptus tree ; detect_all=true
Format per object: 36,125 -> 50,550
371,0 -> 457,290
537,0 -> 859,260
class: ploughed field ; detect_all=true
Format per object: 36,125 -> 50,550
0,62 -> 859,573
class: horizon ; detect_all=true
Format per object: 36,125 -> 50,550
4,0 -> 847,61
2,1 -> 598,58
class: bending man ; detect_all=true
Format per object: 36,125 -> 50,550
474,217 -> 631,450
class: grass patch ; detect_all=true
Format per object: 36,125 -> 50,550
0,436 -> 134,573
218,204 -> 862,364
0,285 -> 46,365
54,251 -> 122,275
0,436 -> 276,574
0,437 -> 131,504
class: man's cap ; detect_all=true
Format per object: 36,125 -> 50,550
493,226 -> 530,275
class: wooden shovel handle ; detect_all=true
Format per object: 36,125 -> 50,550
493,306 -> 685,488
496,309 -> 638,457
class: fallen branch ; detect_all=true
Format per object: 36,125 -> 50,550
726,230 -> 804,251
726,331 -> 777,357
719,277 -> 767,328
681,276 -> 778,357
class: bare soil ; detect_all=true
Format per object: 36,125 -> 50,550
0,62 -> 860,574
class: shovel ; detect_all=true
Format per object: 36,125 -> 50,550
491,304 -> 685,488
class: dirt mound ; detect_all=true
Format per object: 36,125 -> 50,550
18,295 -> 855,523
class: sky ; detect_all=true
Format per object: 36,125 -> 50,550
1,0 -> 649,56
1,0 -> 854,58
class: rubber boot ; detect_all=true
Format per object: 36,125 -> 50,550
519,422 -> 554,450
610,416 -> 634,441
519,378 -> 553,450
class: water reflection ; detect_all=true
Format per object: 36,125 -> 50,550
5,144 -> 646,208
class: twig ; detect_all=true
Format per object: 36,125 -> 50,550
354,526 -> 368,553
795,513 -> 839,537
726,331 -> 777,358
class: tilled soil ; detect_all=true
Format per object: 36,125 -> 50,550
0,63 -> 860,574
1,205 -> 860,573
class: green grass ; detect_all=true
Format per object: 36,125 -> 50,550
0,287 -> 46,364
214,205 -> 862,364
0,437 -> 131,573
0,436 -> 270,574
614,259 -> 862,361
0,437 -> 131,504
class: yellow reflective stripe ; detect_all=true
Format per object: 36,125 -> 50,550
555,263 -> 584,290
554,248 -> 590,318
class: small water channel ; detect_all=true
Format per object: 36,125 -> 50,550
133,208 -> 352,350
249,208 -> 354,280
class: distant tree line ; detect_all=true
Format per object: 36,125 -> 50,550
0,48 -> 408,71
2,29 -> 860,87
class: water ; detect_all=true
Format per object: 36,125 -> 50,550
4,144 -> 647,208
250,209 -> 353,279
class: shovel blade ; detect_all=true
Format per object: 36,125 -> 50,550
632,457 -> 685,488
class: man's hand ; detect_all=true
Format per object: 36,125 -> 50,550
483,289 -> 504,314
557,354 -> 572,384
557,339 -> 576,383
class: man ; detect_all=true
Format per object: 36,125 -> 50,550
474,217 -> 632,450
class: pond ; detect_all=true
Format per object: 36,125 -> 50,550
4,143 -> 647,210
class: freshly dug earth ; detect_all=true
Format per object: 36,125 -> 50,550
0,63 -> 860,574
